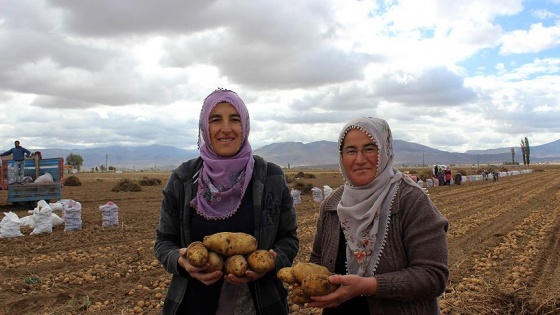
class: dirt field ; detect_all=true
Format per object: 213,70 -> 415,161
1,166 -> 559,315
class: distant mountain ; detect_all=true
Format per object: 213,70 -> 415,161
33,145 -> 199,171
254,141 -> 339,168
256,138 -> 560,168
466,139 -> 560,159
23,139 -> 560,171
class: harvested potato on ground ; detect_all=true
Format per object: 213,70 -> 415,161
186,241 -> 208,267
203,232 -> 258,256
277,267 -> 298,284
246,250 -> 275,274
302,273 -> 340,296
224,254 -> 248,276
289,286 -> 312,305
205,251 -> 224,273
292,262 -> 331,283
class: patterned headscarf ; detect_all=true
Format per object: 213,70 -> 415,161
337,117 -> 403,276
190,88 -> 255,220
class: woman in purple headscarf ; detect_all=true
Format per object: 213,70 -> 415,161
155,88 -> 299,315
309,117 -> 449,314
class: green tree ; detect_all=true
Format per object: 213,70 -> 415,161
66,153 -> 84,172
524,137 -> 530,165
510,147 -> 515,164
521,139 -> 526,165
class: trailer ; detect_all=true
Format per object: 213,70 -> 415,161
1,156 -> 64,207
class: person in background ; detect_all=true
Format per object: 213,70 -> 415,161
154,88 -> 299,315
309,117 -> 449,314
0,140 -> 31,184
454,173 -> 463,185
444,166 -> 452,186
438,166 -> 445,186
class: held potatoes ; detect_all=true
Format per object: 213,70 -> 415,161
277,262 -> 339,305
224,255 -> 248,277
302,273 -> 340,296
203,232 -> 258,256
292,262 -> 331,283
289,286 -> 312,305
205,251 -> 224,273
277,267 -> 298,284
246,249 -> 276,274
185,241 -> 208,268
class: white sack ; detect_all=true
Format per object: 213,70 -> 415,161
0,212 -> 24,238
30,204 -> 53,235
34,172 -> 54,184
100,201 -> 119,227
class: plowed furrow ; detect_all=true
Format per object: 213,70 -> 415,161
432,171 -> 548,220
445,176 -> 549,283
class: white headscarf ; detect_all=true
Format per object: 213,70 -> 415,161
337,117 -> 403,276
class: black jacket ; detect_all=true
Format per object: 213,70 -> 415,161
154,155 -> 299,315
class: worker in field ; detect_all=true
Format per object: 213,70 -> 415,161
454,173 -> 462,185
0,140 -> 31,184
444,166 -> 452,186
309,117 -> 448,314
438,166 -> 445,186
154,88 -> 298,315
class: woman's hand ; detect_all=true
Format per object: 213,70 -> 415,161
306,274 -> 377,309
178,248 -> 223,286
225,249 -> 277,284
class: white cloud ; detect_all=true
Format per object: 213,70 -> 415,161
0,0 -> 559,155
500,23 -> 560,54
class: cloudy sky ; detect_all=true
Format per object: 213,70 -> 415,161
1,0 -> 559,154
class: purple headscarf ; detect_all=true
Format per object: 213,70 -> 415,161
190,88 -> 255,220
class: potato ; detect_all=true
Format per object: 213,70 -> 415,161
203,232 -> 257,256
246,250 -> 275,274
302,273 -> 340,296
277,267 -> 298,284
205,251 -> 224,273
185,241 -> 208,267
292,262 -> 331,283
224,254 -> 248,276
289,286 -> 312,305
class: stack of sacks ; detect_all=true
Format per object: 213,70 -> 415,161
100,201 -> 119,227
62,199 -> 82,231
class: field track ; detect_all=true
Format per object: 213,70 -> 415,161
431,169 -> 560,314
0,167 -> 559,314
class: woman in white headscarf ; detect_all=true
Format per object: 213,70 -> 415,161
309,117 -> 449,314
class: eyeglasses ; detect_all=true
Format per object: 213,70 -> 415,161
342,144 -> 379,157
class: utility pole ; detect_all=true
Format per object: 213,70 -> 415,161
105,154 -> 108,172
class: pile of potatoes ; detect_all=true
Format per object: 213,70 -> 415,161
277,262 -> 340,305
186,232 -> 276,276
